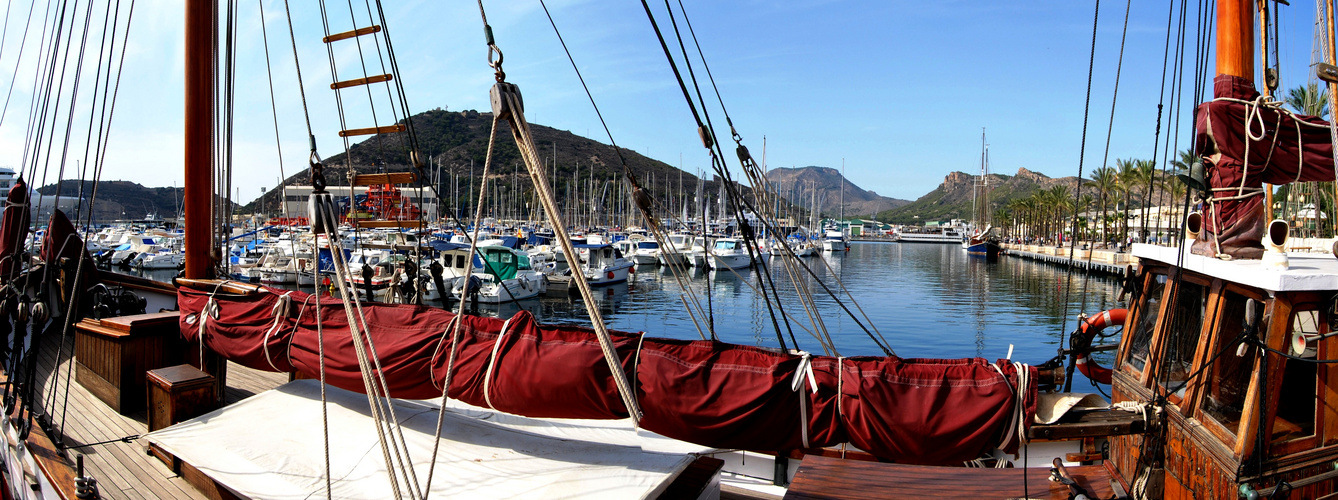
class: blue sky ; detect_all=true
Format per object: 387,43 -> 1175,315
0,0 -> 1325,204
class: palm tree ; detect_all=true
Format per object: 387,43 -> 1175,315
1115,158 -> 1140,242
1090,166 -> 1118,245
1133,159 -> 1159,238
1163,174 -> 1187,240
1045,185 -> 1071,244
1287,83 -> 1329,119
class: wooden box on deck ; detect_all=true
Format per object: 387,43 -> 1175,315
74,311 -> 184,414
146,364 -> 216,433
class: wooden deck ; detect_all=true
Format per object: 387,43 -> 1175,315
26,330 -> 286,499
783,455 -> 1123,499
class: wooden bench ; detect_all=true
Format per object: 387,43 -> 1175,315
74,311 -> 184,414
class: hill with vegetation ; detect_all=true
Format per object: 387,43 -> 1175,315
243,108 -> 743,217
879,168 -> 1082,224
35,180 -> 191,222
764,166 -> 909,218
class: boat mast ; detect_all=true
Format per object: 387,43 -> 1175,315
973,129 -> 982,232
184,0 -> 215,278
1218,0 -> 1253,82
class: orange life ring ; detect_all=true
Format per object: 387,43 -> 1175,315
1074,308 -> 1127,385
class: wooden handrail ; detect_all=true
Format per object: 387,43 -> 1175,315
174,278 -> 268,295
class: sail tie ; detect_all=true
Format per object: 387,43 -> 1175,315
482,317 -> 515,412
262,291 -> 294,372
791,352 -> 818,449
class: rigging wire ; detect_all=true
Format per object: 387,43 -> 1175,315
1056,0 -> 1101,363
257,0 -> 289,218
650,0 -> 794,351
535,0 -> 716,340
0,0 -> 39,129
674,0 -> 893,354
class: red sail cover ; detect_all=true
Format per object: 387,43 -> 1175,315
42,210 -> 99,289
179,286 -> 1036,464
1194,75 -> 1337,257
0,178 -> 29,281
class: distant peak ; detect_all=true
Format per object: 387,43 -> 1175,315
1015,167 -> 1049,181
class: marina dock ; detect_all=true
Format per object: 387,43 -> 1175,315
1001,244 -> 1135,277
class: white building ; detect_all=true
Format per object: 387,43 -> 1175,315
0,168 -> 15,193
276,185 -> 438,220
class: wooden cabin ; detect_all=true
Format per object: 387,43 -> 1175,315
1111,244 -> 1338,499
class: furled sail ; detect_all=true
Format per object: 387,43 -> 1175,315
1193,75 -> 1337,258
179,286 -> 1037,466
0,178 -> 29,281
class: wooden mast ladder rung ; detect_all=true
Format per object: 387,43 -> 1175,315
323,25 -> 381,43
353,219 -> 422,229
330,74 -> 392,90
338,124 -> 406,137
351,172 -> 417,186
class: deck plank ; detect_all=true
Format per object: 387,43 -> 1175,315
11,324 -> 287,499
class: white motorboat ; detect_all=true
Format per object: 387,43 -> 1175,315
708,238 -> 752,270
631,239 -> 661,265
575,243 -> 634,285
658,232 -> 693,266
820,230 -> 848,252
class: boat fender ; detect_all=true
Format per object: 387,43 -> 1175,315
1073,308 -> 1126,385
606,271 -> 615,279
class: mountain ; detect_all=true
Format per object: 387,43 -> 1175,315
878,168 -> 1080,224
34,180 -> 192,222
245,108 -> 743,217
764,166 -> 909,218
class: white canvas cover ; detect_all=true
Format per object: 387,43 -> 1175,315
147,380 -> 712,499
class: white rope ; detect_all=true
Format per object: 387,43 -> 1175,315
261,291 -> 293,372
313,265 -> 332,500
422,112 -> 501,498
482,317 -> 514,411
312,194 -> 419,500
990,361 -> 1030,452
499,88 -> 642,424
427,316 -> 460,392
790,352 -> 818,449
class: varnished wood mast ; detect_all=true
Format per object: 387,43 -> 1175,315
183,0 -> 213,279
1218,0 -> 1253,81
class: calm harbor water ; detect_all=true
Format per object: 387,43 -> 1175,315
141,241 -> 1123,391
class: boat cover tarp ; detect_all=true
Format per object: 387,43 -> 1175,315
146,380 -> 707,500
0,178 -> 28,281
179,286 -> 1037,465
1194,74 -> 1337,257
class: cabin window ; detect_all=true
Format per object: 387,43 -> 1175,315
1157,280 -> 1209,400
1125,273 -> 1168,373
455,255 -> 466,269
1200,291 -> 1265,441
1270,306 -> 1324,452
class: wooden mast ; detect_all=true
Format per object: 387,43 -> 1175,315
184,0 -> 215,278
1217,0 -> 1254,81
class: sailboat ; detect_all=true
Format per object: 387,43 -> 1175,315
5,1 -> 1338,499
965,129 -> 1001,261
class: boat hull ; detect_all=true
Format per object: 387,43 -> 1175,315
709,253 -> 751,270
966,241 -> 1000,261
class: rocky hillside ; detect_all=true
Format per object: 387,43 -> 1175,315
244,108 -> 744,216
764,166 -> 909,218
880,168 -> 1082,224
